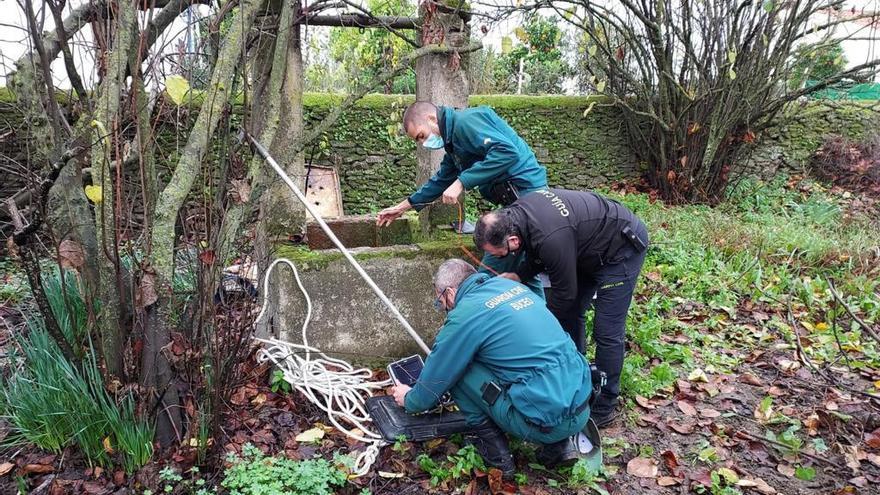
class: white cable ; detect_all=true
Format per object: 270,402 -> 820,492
253,258 -> 391,477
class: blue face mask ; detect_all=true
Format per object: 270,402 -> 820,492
422,133 -> 445,150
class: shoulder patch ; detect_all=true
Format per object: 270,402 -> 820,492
483,137 -> 492,145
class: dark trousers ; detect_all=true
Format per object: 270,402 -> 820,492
554,227 -> 648,417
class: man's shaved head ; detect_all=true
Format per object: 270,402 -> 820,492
403,101 -> 438,132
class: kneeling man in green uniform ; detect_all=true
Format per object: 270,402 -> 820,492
391,259 -> 594,475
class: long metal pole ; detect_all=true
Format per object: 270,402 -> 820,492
246,134 -> 431,355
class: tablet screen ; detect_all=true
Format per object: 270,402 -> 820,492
388,355 -> 424,386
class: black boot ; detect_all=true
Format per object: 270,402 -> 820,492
536,436 -> 581,468
464,420 -> 515,476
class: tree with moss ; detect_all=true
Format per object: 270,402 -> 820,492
6,0 -> 477,458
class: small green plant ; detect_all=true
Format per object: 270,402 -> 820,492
694,468 -> 742,495
688,439 -> 719,465
795,465 -> 816,481
270,370 -> 292,394
392,434 -> 410,455
416,445 -> 486,486
221,443 -> 348,495
601,437 -> 630,459
155,466 -> 214,494
0,321 -> 153,473
766,424 -> 804,456
514,472 -> 528,485
564,459 -> 608,494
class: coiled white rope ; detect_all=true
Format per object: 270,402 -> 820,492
253,258 -> 390,477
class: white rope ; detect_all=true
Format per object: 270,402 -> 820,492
253,258 -> 390,477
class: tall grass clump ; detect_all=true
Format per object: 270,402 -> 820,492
0,270 -> 154,473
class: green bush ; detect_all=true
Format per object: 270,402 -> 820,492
221,444 -> 349,495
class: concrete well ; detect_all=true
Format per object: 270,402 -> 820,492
264,235 -> 480,365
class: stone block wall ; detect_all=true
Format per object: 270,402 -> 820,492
299,94 -> 878,215
2,90 -> 877,221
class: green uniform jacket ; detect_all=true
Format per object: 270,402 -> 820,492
407,106 -> 548,209
405,273 -> 592,428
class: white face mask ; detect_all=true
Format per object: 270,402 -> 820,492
422,133 -> 445,150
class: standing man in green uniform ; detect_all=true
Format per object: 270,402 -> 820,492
391,259 -> 595,475
375,101 -> 547,292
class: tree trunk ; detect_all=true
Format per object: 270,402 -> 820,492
144,0 -> 261,446
415,4 -> 470,232
90,0 -> 139,379
150,0 -> 260,284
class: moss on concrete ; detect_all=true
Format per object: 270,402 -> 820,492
273,234 -> 477,271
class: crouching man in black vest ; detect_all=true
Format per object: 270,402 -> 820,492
474,189 -> 649,428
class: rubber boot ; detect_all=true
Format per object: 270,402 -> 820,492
464,420 -> 515,477
536,436 -> 581,468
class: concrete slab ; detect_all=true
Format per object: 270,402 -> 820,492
305,215 -> 413,249
265,239 -> 479,365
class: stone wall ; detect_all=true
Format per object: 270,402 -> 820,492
300,94 -> 879,215
2,90 -> 877,219
301,94 -> 638,215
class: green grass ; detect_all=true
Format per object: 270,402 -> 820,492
600,176 -> 880,399
0,271 -> 154,473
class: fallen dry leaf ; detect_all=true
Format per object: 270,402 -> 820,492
0,462 -> 13,476
841,444 -> 866,470
688,368 -> 709,383
736,477 -> 777,494
22,463 -> 54,475
635,395 -> 656,409
661,450 -> 682,477
767,386 -> 786,397
804,413 -> 821,436
699,408 -> 721,418
82,481 -> 105,494
863,428 -> 880,449
777,359 -> 800,372
137,270 -> 159,308
638,414 -> 661,426
668,420 -> 695,434
58,239 -> 85,270
776,463 -> 796,477
378,471 -> 404,478
848,476 -> 868,488
295,427 -> 325,443
677,400 -> 698,416
626,457 -> 659,478
657,476 -> 680,486
230,179 -> 251,204
488,467 -> 517,495
425,438 -> 445,449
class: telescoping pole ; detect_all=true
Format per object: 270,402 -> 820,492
245,133 -> 431,355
